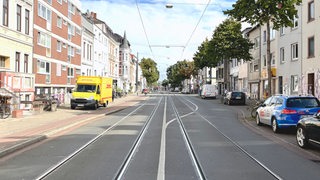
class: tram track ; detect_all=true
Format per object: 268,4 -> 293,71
171,96 -> 283,180
169,96 -> 207,180
35,97 -> 163,180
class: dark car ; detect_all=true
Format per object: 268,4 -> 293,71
296,111 -> 320,148
224,91 -> 246,105
256,95 -> 320,133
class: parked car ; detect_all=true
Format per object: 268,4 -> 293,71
296,111 -> 320,148
142,89 -> 149,94
256,94 -> 320,133
200,84 -> 218,99
224,91 -> 246,105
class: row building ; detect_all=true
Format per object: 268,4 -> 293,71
0,0 -> 140,116
202,0 -> 320,100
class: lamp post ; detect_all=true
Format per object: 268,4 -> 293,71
136,52 -> 139,93
165,4 -> 173,8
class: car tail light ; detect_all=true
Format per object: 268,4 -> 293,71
281,109 -> 297,114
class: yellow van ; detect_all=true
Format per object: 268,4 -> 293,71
71,76 -> 113,109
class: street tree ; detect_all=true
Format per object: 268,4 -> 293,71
193,38 -> 217,85
161,79 -> 169,90
208,18 -> 253,90
167,60 -> 196,89
140,58 -> 159,87
224,0 -> 301,96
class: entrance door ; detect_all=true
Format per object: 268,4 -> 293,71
308,73 -> 314,95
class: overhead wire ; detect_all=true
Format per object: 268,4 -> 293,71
135,0 -> 154,58
180,0 -> 212,60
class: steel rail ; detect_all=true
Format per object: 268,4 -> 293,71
180,96 -> 283,180
114,97 -> 163,180
35,102 -> 147,180
170,96 -> 207,180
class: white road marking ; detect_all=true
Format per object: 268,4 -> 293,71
157,96 -> 167,180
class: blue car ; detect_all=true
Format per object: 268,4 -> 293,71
256,95 -> 320,133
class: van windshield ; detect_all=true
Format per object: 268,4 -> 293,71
75,85 -> 96,92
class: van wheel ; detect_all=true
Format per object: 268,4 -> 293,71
93,103 -> 98,110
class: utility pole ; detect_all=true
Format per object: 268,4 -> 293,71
136,52 -> 139,93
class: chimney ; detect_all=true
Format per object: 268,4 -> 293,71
90,12 -> 97,19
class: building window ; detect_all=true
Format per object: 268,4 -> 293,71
57,16 -> 62,28
254,37 -> 259,49
292,16 -> 298,28
280,27 -> 285,35
37,32 -> 51,48
15,52 -> 20,72
291,43 -> 298,60
263,30 -> 266,42
0,56 -> 6,68
17,5 -> 22,31
270,28 -> 276,40
280,47 -> 285,63
308,1 -> 315,22
308,36 -> 315,58
89,45 -> 92,60
271,53 -> 275,65
3,0 -> 9,26
291,75 -> 298,92
57,0 -> 62,4
83,42 -> 86,58
263,55 -> 266,67
24,54 -> 29,73
37,59 -> 50,74
254,64 -> 259,72
67,67 -> 74,77
38,3 -> 51,21
57,41 -> 61,52
68,45 -> 74,56
25,9 -> 30,35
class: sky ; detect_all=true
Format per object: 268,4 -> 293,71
80,0 -> 239,80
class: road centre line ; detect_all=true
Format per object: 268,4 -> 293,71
157,96 -> 167,180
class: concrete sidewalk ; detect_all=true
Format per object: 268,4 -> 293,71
0,94 -> 147,158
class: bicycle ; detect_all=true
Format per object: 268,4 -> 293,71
247,99 -> 263,119
0,103 -> 11,119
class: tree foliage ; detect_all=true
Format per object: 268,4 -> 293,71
139,58 -> 159,87
209,18 -> 253,62
224,0 -> 301,30
193,38 -> 217,69
224,0 -> 301,96
167,60 -> 196,88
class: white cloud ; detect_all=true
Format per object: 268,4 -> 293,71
80,0 -> 237,80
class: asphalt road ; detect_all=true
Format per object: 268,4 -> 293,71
0,94 -> 319,180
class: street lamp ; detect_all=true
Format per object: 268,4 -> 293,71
165,4 -> 173,8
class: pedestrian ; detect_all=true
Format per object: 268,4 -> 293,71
112,89 -> 115,102
224,89 -> 228,96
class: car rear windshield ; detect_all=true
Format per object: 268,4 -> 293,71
286,98 -> 320,108
231,92 -> 244,97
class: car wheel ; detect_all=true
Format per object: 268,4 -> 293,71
256,114 -> 261,126
296,126 -> 308,148
272,118 -> 279,133
71,105 -> 76,110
